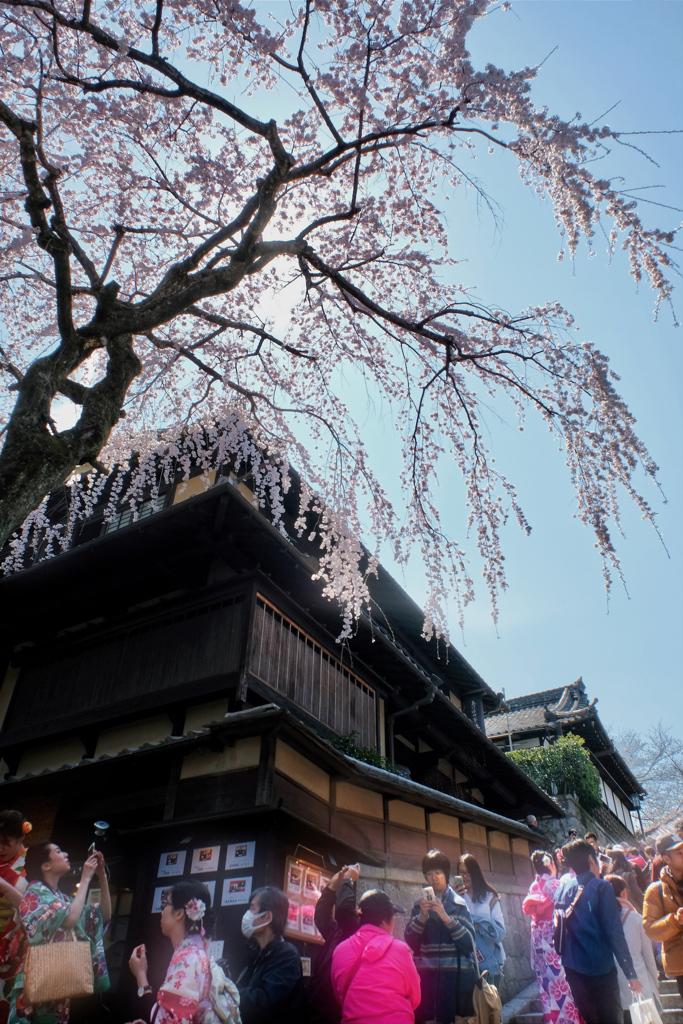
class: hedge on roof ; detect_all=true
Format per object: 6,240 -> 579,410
330,731 -> 401,775
508,733 -> 603,813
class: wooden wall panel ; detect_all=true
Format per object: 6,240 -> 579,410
274,774 -> 331,833
426,833 -> 461,865
174,767 -> 258,818
331,811 -> 386,857
461,841 -> 491,872
8,596 -> 245,731
489,849 -> 514,875
513,854 -> 533,880
387,824 -> 428,862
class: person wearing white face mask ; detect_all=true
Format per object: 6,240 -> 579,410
236,886 -> 303,1024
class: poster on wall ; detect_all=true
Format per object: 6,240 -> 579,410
158,850 -> 187,878
304,869 -> 321,901
287,901 -> 300,932
283,856 -> 325,945
286,861 -> 303,897
225,841 -> 255,871
301,904 -> 316,937
191,845 -> 221,874
152,885 -> 173,913
221,875 -> 253,906
208,940 -> 224,960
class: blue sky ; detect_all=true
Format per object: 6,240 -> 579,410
376,1 -> 683,742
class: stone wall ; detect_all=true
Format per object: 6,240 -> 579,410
359,862 -> 536,1006
538,793 -> 634,848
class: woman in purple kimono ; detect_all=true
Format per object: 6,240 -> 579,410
522,850 -> 582,1024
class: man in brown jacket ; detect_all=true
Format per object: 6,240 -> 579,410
643,834 -> 683,1001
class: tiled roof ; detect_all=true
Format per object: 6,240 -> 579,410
485,707 -> 549,737
485,705 -> 595,739
504,677 -> 590,713
485,678 -> 594,739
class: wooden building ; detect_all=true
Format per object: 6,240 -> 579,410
485,678 -> 645,845
0,463 -> 562,1013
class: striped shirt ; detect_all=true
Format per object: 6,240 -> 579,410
404,886 -> 476,972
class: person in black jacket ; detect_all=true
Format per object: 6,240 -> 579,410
309,864 -> 361,1024
236,886 -> 304,1024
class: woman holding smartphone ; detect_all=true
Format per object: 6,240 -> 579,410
454,854 -> 506,990
9,842 -> 111,1023
404,849 -> 477,1023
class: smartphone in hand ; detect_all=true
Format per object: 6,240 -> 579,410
453,875 -> 464,888
422,885 -> 435,901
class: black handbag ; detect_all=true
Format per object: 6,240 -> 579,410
552,883 -> 585,956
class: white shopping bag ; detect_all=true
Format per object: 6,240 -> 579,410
630,995 -> 663,1024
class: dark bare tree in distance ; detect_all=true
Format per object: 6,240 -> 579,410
0,0 -> 677,637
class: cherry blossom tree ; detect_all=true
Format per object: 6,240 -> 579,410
616,724 -> 683,833
0,0 -> 677,638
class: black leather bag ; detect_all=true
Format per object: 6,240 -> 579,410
552,884 -> 585,956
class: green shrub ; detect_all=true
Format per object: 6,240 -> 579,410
508,733 -> 602,812
330,731 -> 400,775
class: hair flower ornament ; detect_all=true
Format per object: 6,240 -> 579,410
22,821 -> 33,835
185,898 -> 206,922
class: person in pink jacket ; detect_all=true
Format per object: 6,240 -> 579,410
331,889 -> 421,1024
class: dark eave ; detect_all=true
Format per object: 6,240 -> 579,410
0,703 -> 555,839
0,480 -> 498,707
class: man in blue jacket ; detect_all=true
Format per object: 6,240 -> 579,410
555,839 -> 643,1023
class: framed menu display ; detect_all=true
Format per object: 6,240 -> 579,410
158,850 -> 187,878
283,855 -> 325,945
191,845 -> 221,874
225,841 -> 255,871
221,875 -> 252,906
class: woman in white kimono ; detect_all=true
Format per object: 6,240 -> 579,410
605,874 -> 661,1023
126,879 -> 240,1024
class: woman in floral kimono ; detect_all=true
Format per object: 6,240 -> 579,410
522,850 -> 582,1024
9,842 -> 111,1023
126,879 -> 239,1024
0,812 -> 31,1023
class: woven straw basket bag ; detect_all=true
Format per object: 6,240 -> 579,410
24,929 -> 94,1003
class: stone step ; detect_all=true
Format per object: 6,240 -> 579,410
663,993 -> 683,1008
660,1011 -> 683,1024
661,979 -> 679,992
512,1015 -> 543,1024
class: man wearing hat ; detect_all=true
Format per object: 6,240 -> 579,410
643,834 -> 683,1001
331,889 -> 421,1024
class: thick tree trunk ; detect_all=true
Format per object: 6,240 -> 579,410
0,334 -> 141,550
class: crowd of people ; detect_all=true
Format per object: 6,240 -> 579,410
1,804 -> 682,1024
523,825 -> 683,1024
